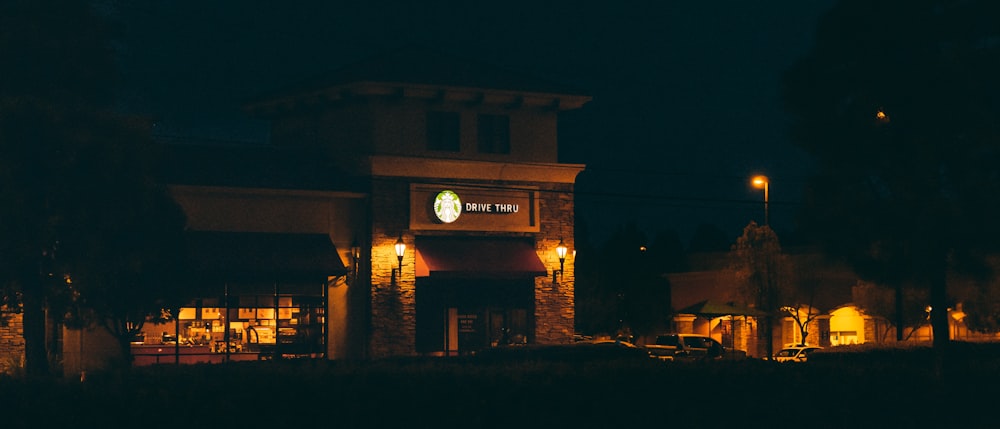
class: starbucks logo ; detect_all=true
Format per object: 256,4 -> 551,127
433,190 -> 462,223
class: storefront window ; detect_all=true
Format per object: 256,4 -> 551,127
131,292 -> 325,365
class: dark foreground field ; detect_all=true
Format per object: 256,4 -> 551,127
3,342 -> 1000,429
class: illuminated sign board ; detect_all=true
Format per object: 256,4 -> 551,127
411,185 -> 539,232
433,190 -> 463,223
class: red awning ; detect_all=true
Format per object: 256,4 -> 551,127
415,237 -> 548,278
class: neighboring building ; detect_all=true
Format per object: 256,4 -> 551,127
667,249 -> 1000,358
0,309 -> 24,374
38,47 -> 590,373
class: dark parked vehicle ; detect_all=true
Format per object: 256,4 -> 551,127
645,334 -> 725,361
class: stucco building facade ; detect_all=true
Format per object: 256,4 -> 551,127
2,48 -> 593,374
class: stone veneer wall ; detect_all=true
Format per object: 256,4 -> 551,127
533,182 -> 575,345
366,179 -> 578,357
814,316 -> 832,347
0,311 -> 25,374
369,178 -> 417,358
864,315 -> 880,344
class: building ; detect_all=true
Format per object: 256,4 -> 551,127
667,248 -> 1000,358
10,47 -> 591,373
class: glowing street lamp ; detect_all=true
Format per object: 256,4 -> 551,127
390,235 -> 406,285
393,235 -> 406,278
752,175 -> 769,226
876,108 -> 890,124
553,239 -> 568,283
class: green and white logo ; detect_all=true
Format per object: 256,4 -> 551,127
433,190 -> 462,223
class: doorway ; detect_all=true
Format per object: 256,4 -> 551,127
416,278 -> 534,355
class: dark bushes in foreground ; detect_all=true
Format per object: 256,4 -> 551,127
2,342 -> 998,428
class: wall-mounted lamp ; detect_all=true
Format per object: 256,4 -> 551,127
393,235 -> 406,278
350,239 -> 361,281
552,238 -> 568,283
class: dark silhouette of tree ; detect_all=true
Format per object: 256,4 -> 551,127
731,221 -> 786,358
574,223 -> 672,340
572,217 -> 615,336
853,280 -> 931,342
0,100 -> 190,372
779,305 -> 819,347
0,0 -> 120,377
782,0 -> 1000,349
950,258 -> 1000,334
779,251 -> 843,346
57,124 -> 189,368
961,285 -> 1000,334
0,0 -> 189,375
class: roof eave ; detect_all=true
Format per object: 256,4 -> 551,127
244,81 -> 591,117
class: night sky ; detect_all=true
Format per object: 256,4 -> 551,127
114,1 -> 837,246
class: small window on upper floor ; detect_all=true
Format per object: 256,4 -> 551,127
427,111 -> 460,152
477,114 -> 510,154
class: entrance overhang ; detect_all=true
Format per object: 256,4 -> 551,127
415,236 -> 547,279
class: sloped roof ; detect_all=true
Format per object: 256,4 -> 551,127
244,46 -> 591,114
668,253 -> 860,314
668,270 -> 746,312
676,300 -> 767,317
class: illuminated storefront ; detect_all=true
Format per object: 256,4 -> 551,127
51,48 -> 592,372
407,185 -> 546,354
130,231 -> 346,364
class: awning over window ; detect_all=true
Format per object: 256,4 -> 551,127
415,236 -> 547,279
186,231 -> 347,282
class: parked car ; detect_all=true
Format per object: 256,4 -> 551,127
645,334 -> 725,361
773,345 -> 822,362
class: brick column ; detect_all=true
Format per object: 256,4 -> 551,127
534,183 -> 575,345
0,311 -> 25,374
369,179 -> 417,358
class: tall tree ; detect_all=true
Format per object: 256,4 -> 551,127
949,257 -> 1000,335
731,221 -> 786,359
573,217 -> 616,336
0,0 -> 189,375
0,0 -> 120,377
57,116 -> 189,368
779,252 -> 840,346
853,280 -> 932,341
0,99 -> 190,372
782,0 -> 1000,349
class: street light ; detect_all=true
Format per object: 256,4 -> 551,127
552,239 -> 568,283
876,108 -> 890,124
752,175 -> 769,226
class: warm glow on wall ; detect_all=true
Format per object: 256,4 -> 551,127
829,306 -> 865,346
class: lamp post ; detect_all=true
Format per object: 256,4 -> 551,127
552,239 -> 568,283
751,175 -> 769,226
